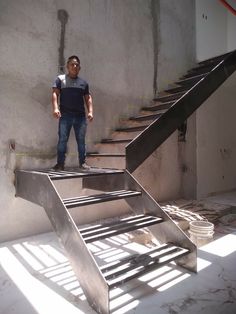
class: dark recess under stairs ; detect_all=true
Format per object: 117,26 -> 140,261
15,50 -> 236,314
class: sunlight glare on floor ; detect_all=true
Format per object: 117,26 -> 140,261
0,247 -> 86,314
110,291 -> 140,314
200,233 -> 236,257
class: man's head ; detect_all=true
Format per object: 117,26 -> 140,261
67,55 -> 81,78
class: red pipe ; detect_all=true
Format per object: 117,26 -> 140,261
219,0 -> 236,16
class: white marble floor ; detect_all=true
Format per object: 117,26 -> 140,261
0,223 -> 236,314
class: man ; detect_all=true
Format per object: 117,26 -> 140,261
52,55 -> 93,170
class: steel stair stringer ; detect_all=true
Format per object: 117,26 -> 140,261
16,168 -> 197,314
82,169 -> 197,273
126,50 -> 236,172
123,170 -> 197,273
15,170 -> 110,314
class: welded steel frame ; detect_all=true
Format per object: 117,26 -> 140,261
82,170 -> 197,273
126,50 -> 236,172
123,170 -> 197,272
16,169 -> 197,314
15,170 -> 110,314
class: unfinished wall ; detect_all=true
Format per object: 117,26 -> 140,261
137,0 -> 196,201
0,0 -> 197,242
157,0 -> 196,89
228,8 -> 236,51
0,0 -> 154,242
195,0 -> 236,198
196,73 -> 236,199
196,0 -> 227,61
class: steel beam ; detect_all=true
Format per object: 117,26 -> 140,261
15,170 -> 110,314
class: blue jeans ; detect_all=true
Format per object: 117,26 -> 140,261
57,113 -> 87,165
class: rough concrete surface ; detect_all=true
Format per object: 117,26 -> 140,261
0,201 -> 235,314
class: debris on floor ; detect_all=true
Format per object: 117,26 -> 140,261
128,229 -> 157,246
159,199 -> 233,231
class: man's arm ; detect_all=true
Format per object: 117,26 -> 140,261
84,94 -> 93,121
52,87 -> 61,119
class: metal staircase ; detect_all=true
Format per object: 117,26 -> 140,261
15,167 -> 196,313
87,50 -> 236,171
15,50 -> 236,314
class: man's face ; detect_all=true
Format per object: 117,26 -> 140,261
67,59 -> 80,78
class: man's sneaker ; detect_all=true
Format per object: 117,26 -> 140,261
52,163 -> 64,171
79,163 -> 90,170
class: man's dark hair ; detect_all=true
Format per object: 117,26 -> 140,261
67,55 -> 80,64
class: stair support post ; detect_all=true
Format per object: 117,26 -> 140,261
16,170 -> 110,314
123,170 -> 197,273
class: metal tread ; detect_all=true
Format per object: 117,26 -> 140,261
115,125 -> 149,132
164,85 -> 189,94
79,214 -> 163,243
100,243 -> 189,288
87,152 -> 125,157
129,112 -> 163,122
153,91 -> 186,102
188,62 -> 217,73
101,138 -> 132,144
183,64 -> 217,78
198,52 -> 230,65
177,73 -> 208,86
63,189 -> 142,208
142,101 -> 175,111
31,168 -> 124,180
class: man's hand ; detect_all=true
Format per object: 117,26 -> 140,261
52,88 -> 61,119
87,112 -> 93,122
53,109 -> 61,119
84,94 -> 93,122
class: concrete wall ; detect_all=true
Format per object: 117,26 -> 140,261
0,0 -> 154,242
196,0 -> 227,61
158,0 -> 196,89
138,0 -> 196,201
228,9 -> 236,51
196,73 -> 236,199
195,0 -> 236,198
196,0 -> 236,60
0,0 -> 196,242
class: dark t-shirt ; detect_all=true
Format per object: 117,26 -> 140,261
53,74 -> 90,116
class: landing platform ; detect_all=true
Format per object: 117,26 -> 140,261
18,166 -> 124,180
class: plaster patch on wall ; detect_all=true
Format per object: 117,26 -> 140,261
30,82 -> 50,109
151,0 -> 160,97
4,139 -> 56,173
57,9 -> 69,73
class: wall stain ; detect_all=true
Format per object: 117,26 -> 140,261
30,82 -> 50,109
57,9 -> 69,73
220,148 -> 232,160
4,139 -> 56,174
151,0 -> 160,97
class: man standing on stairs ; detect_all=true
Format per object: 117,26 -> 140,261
52,55 -> 93,170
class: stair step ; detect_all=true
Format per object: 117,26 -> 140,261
183,69 -> 210,78
100,243 -> 189,288
186,64 -> 217,77
164,85 -> 189,94
80,214 -> 163,243
129,113 -> 162,122
87,152 -> 125,157
115,125 -> 149,132
32,168 -> 124,181
153,91 -> 186,102
63,189 -> 141,208
189,62 -> 216,73
177,73 -> 208,86
198,52 -> 230,65
101,138 -> 132,144
142,101 -> 175,111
